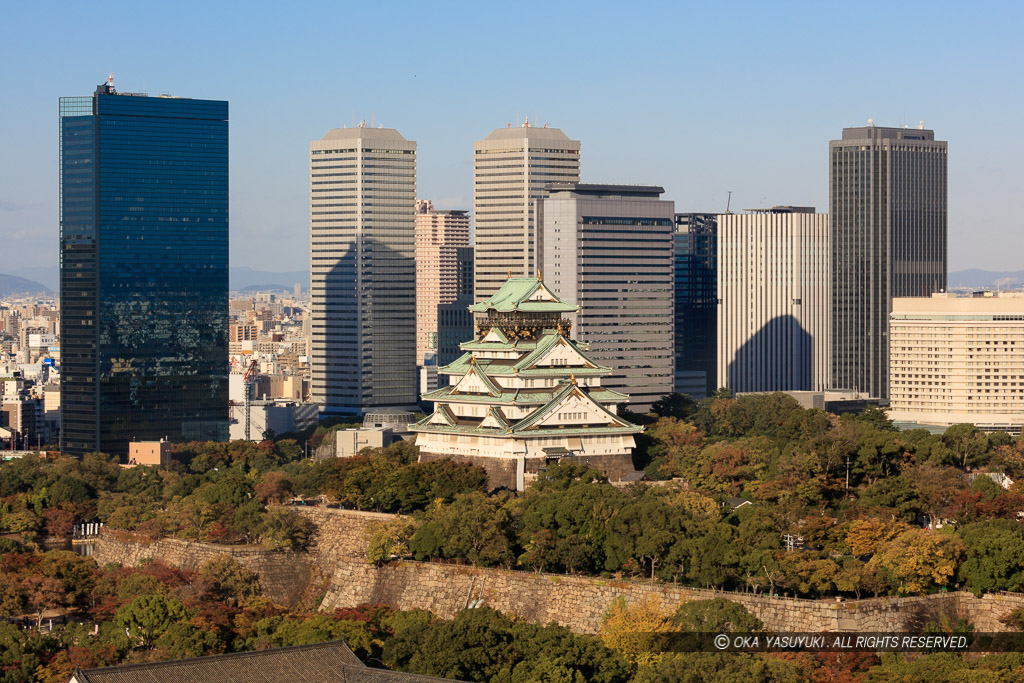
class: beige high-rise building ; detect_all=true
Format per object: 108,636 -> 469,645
415,200 -> 471,363
717,207 -> 831,393
309,125 -> 417,415
473,123 -> 580,301
889,293 -> 1024,433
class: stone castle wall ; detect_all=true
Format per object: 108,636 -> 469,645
94,507 -> 1024,634
93,532 -> 317,607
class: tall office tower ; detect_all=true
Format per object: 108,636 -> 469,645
473,123 -> 580,301
538,184 -> 674,411
414,200 -> 471,363
309,126 -> 417,416
59,82 -> 229,458
831,124 -> 947,399
674,213 -> 718,399
436,246 -> 475,367
717,207 -> 830,393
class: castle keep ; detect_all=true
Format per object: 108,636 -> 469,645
412,277 -> 641,489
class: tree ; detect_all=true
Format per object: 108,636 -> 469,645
956,520 -> 1024,594
942,424 -> 991,470
844,518 -> 910,557
116,594 -> 189,648
410,493 -> 514,568
651,393 -> 697,421
600,595 -> 675,668
401,607 -> 516,681
867,529 -> 965,595
673,598 -> 763,632
259,508 -> 313,550
367,517 -> 416,565
20,575 -> 66,628
198,556 -> 262,606
904,463 -> 965,529
254,471 -> 294,505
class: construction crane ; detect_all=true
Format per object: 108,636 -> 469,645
243,358 -> 259,441
725,191 -> 733,214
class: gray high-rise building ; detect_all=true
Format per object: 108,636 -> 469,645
309,126 -> 417,415
538,183 -> 675,411
830,124 -> 947,399
473,124 -> 580,301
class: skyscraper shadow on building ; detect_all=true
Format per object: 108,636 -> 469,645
312,239 -> 417,416
725,314 -> 814,393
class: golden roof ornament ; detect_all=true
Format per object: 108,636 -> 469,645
570,372 -> 577,385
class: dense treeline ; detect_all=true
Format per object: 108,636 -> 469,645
379,393 -> 1024,599
0,438 -> 486,550
3,549 -> 1024,682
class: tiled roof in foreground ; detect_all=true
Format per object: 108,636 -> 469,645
70,640 -> 462,683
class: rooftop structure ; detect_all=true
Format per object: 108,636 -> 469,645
413,277 -> 641,490
69,639 -> 458,682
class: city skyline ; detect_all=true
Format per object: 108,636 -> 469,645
1,2 -> 1022,276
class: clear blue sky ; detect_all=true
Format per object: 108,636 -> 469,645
2,0 -> 1022,277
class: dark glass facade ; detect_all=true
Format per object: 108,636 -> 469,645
673,213 -> 718,399
830,127 -> 947,400
60,84 -> 229,457
436,246 -> 475,367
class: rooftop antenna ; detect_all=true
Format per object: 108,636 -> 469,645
107,72 -> 114,87
918,120 -> 925,130
725,191 -> 733,214
371,113 -> 374,128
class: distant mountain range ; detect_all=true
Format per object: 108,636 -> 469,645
5,265 -> 1022,297
0,273 -> 52,297
229,267 -> 308,292
947,269 -> 1024,291
4,266 -> 309,294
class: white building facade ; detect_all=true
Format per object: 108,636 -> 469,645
717,207 -> 831,393
889,293 -> 1024,433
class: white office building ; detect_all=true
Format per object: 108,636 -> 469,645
717,207 -> 830,393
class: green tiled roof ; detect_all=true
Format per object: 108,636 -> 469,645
422,385 -> 629,404
410,423 -> 641,437
440,351 -> 610,378
460,338 -> 538,352
482,406 -> 510,431
513,333 -> 608,372
509,382 -> 630,432
467,278 -> 577,313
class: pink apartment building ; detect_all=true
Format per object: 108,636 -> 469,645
415,200 -> 471,364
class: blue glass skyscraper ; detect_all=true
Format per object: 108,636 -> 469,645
59,82 -> 228,457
